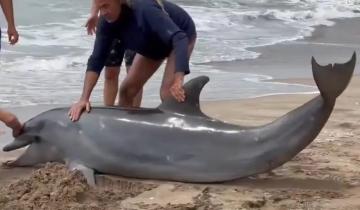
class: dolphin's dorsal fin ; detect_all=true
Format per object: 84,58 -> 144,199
158,76 -> 209,117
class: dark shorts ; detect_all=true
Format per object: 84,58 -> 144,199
105,39 -> 136,68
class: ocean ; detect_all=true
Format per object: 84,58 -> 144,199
1,0 -> 360,107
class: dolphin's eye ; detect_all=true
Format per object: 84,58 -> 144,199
34,136 -> 41,143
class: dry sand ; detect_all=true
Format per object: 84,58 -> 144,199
0,76 -> 359,210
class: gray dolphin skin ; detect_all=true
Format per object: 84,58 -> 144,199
3,53 -> 356,186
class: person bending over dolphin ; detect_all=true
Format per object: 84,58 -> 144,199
86,2 -> 141,107
69,0 -> 197,121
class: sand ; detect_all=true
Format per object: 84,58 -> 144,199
1,18 -> 360,209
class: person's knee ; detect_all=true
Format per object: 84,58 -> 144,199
105,67 -> 120,81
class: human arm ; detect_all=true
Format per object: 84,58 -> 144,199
68,18 -> 117,121
143,5 -> 190,75
143,5 -> 190,102
0,0 -> 19,44
85,0 -> 99,35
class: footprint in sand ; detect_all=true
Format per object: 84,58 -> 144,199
338,122 -> 356,129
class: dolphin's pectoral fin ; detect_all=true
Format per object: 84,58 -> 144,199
1,160 -> 17,169
158,76 -> 210,117
67,161 -> 96,187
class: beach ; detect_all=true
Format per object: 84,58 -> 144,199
1,11 -> 360,210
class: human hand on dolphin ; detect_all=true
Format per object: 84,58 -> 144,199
68,100 -> 91,122
0,110 -> 23,137
7,118 -> 23,137
170,72 -> 186,102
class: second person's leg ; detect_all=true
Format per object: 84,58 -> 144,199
104,66 -> 120,106
124,50 -> 143,107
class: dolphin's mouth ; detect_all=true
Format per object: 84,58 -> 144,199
3,138 -> 33,152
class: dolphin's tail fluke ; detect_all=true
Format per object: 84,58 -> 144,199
312,52 -> 356,102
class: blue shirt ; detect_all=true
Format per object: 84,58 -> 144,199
87,0 -> 196,75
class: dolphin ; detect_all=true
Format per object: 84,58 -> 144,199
2,53 -> 356,186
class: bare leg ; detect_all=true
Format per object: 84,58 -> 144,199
126,64 -> 143,107
104,66 -> 120,106
119,54 -> 163,107
160,37 -> 197,101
